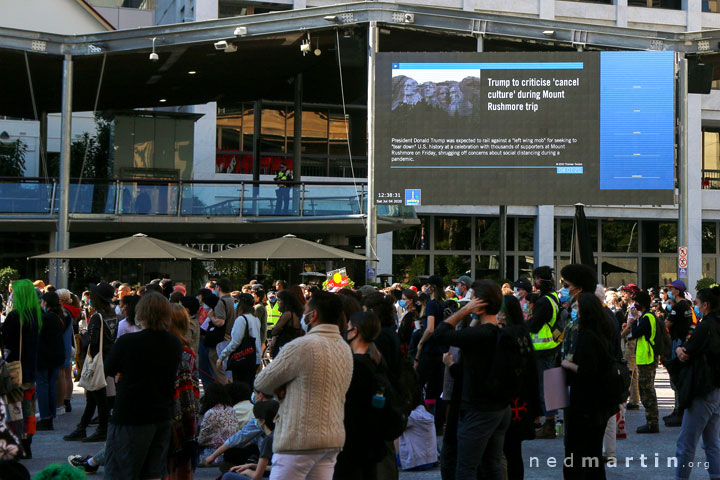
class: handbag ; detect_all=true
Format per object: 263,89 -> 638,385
226,315 -> 257,372
78,313 -> 108,392
7,322 -> 22,387
0,357 -> 14,396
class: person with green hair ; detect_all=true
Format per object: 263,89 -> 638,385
33,463 -> 86,480
0,279 -> 42,459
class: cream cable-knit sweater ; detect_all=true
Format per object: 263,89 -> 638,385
254,323 -> 353,453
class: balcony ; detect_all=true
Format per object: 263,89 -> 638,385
703,169 -> 720,189
0,177 -> 413,220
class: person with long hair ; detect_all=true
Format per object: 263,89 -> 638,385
116,294 -> 140,338
0,279 -> 42,458
333,311 -> 386,480
268,289 -> 304,358
398,289 -> 419,358
103,291 -> 182,478
198,383 -> 239,465
36,292 -> 67,432
500,294 -> 541,480
64,282 -> 116,443
56,288 -> 78,414
561,292 -> 618,480
164,303 -> 201,480
673,286 -> 720,479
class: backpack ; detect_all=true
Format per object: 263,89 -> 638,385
484,325 -> 531,404
653,314 -> 672,364
369,360 -> 409,441
604,357 -> 631,406
443,299 -> 459,320
547,295 -> 567,343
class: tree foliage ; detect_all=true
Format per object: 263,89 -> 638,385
0,139 -> 27,177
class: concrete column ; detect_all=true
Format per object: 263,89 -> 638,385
688,94 -> 703,294
294,0 -> 307,8
377,232 -> 393,278
192,102 -> 216,180
615,0 -> 628,28
538,0 -> 555,19
462,0 -> 476,11
534,205 -> 555,269
684,0 -> 702,31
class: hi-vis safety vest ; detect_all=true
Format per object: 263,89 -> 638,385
531,292 -> 561,351
636,312 -> 657,366
266,302 -> 281,328
276,170 -> 291,186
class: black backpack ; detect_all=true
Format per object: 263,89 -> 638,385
653,314 -> 673,363
605,357 -> 631,406
369,360 -> 409,441
443,299 -> 459,320
485,325 -> 530,404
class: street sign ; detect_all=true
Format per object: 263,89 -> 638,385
678,246 -> 688,270
678,267 -> 688,278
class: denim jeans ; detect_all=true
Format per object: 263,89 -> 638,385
36,368 -> 59,420
456,406 -> 511,479
198,342 -> 215,387
675,388 -> 720,480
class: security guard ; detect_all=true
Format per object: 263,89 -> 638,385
527,266 -> 562,438
629,291 -> 659,434
266,291 -> 281,330
274,162 -> 292,215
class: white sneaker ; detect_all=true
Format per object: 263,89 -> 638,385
57,407 -> 66,416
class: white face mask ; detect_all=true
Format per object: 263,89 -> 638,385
301,313 -> 310,333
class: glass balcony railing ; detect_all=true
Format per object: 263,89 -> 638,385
0,177 -> 415,219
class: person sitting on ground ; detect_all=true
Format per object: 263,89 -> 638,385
198,383 -> 241,466
398,388 -> 438,472
227,382 -> 254,430
221,400 -> 280,480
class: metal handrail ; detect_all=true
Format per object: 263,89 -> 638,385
0,177 -> 368,186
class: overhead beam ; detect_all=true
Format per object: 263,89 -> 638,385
0,2 -> 719,57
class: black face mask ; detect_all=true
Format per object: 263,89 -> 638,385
344,328 -> 357,344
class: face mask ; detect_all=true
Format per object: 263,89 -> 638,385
668,291 -> 675,300
398,299 -> 407,309
42,306 -> 46,312
250,391 -> 256,404
344,327 -> 357,344
470,313 -> 479,320
301,313 -> 309,333
559,287 -> 571,303
234,302 -> 238,310
269,297 -> 277,304
87,299 -> 92,307
694,305 -> 703,319
455,287 -> 462,297
570,306 -> 578,323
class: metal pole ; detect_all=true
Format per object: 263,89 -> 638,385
499,206 -> 507,280
678,55 -> 689,285
365,21 -> 378,284
56,54 -> 73,289
293,73 -> 303,214
252,100 -> 262,215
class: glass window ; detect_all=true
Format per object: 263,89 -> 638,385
642,221 -> 678,254
559,218 -> 598,253
261,108 -> 289,153
556,256 -> 571,288
518,255 -> 534,280
434,256 -> 471,286
476,217 -> 499,251
659,257 -> 676,288
434,217 -> 471,251
302,110 -> 329,155
518,218 -> 535,251
393,217 -> 428,250
328,113 -> 350,155
219,128 -> 241,151
703,257 -> 717,281
602,257 -> 638,287
392,255 -> 429,285
506,217 -> 515,251
602,220 -> 638,253
475,255 -> 500,281
627,0 -> 680,8
703,222 -> 717,254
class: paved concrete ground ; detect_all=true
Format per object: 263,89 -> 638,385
20,368 -> 710,479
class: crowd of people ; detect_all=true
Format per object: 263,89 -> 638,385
0,268 -> 718,480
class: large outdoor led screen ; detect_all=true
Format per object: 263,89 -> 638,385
374,51 -> 675,206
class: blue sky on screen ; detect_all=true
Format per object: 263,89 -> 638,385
392,68 -> 480,84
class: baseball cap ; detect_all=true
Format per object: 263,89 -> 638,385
622,283 -> 640,293
514,279 -> 532,292
452,275 -> 473,288
666,280 -> 687,291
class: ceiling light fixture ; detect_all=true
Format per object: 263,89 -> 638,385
159,98 -> 167,103
542,30 -> 555,36
188,71 -> 197,75
149,37 -> 159,61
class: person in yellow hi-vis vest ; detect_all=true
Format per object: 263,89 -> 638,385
273,162 -> 292,215
527,266 -> 564,439
627,291 -> 659,434
266,291 -> 281,331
